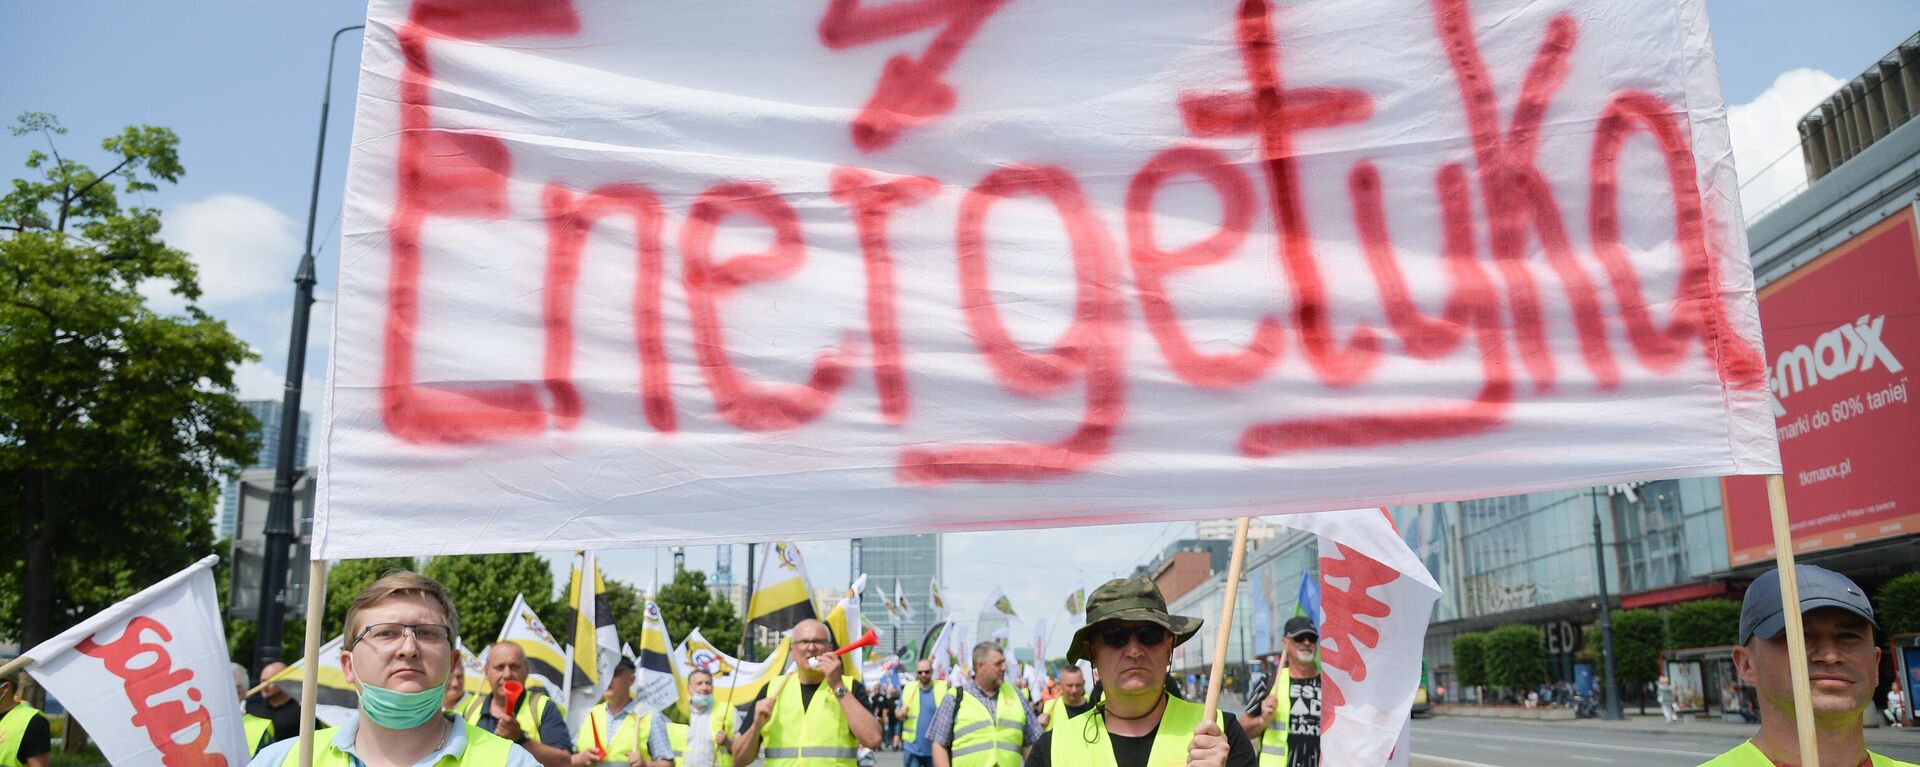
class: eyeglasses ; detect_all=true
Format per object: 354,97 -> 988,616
916,670 -> 932,676
352,622 -> 453,650
1097,625 -> 1169,648
792,638 -> 831,648
1291,635 -> 1318,645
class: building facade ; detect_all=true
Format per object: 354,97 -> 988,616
217,399 -> 311,539
854,534 -> 944,658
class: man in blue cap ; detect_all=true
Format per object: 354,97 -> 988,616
1699,565 -> 1914,767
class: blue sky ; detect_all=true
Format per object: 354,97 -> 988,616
7,1 -> 1918,652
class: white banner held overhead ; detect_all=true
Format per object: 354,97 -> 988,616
20,556 -> 250,767
318,0 -> 1777,557
1266,510 -> 1441,767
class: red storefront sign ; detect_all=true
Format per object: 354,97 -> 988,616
1724,206 -> 1920,565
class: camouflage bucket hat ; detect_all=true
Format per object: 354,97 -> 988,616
1066,576 -> 1203,664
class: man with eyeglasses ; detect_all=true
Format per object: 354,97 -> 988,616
1240,616 -> 1321,767
1024,577 -> 1247,767
1036,667 -> 1091,732
250,570 -> 537,766
732,619 -> 883,767
927,642 -> 1040,767
898,659 -> 948,767
458,643 -> 578,767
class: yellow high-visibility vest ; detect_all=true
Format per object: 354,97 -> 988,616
948,684 -> 1025,767
761,674 -> 858,767
0,704 -> 46,767
1046,695 -> 1220,767
901,680 -> 948,744
1697,740 -> 1919,767
668,711 -> 736,767
1258,678 -> 1295,767
459,691 -> 560,747
287,721 -> 515,766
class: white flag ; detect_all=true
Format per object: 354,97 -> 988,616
634,598 -> 682,714
19,556 -> 249,766
1264,510 -> 1440,767
498,593 -> 570,693
265,635 -> 361,727
895,580 -> 916,622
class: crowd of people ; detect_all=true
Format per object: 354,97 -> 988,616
12,561 -> 1874,767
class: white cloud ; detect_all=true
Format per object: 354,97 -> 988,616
1728,68 -> 1844,219
162,194 -> 302,306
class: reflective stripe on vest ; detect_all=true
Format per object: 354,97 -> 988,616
244,714 -> 276,756
461,691 -> 556,747
1047,695 -> 1219,767
950,684 -> 1025,767
1258,678 -> 1293,767
669,712 -> 736,767
298,721 -> 516,766
901,680 -> 948,744
0,704 -> 44,767
763,674 -> 858,767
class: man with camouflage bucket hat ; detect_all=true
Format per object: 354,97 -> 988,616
1022,577 -> 1255,767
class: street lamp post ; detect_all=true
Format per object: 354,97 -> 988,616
1591,488 -> 1623,721
253,24 -> 365,672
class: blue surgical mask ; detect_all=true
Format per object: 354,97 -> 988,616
691,693 -> 714,711
359,680 -> 448,729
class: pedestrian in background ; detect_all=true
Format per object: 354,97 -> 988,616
1658,676 -> 1677,723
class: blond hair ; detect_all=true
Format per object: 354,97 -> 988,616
343,570 -> 459,643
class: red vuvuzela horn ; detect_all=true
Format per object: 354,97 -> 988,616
834,628 -> 879,656
502,679 -> 525,714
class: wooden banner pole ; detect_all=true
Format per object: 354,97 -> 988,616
1766,475 -> 1820,767
1202,517 -> 1252,723
0,655 -> 35,680
298,558 -> 329,767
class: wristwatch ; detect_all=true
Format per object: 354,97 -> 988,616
831,685 -> 849,698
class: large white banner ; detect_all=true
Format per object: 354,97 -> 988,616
21,556 -> 250,767
319,0 -> 1778,557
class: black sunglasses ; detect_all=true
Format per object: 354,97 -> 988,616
1098,625 -> 1170,648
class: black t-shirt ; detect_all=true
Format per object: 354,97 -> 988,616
1063,700 -> 1096,719
800,683 -> 821,709
8,709 -> 50,762
1286,675 -> 1321,767
1023,708 -> 1255,767
247,694 -> 302,744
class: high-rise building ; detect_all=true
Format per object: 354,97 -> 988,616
216,399 -> 312,539
1193,518 -> 1281,546
854,534 -> 943,659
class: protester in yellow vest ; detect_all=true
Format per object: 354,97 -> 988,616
732,619 -> 883,767
1035,666 -> 1091,732
671,669 -> 736,767
1025,577 -> 1250,767
927,642 -> 1036,767
1239,616 -> 1320,767
897,659 -> 948,767
577,658 -> 658,766
0,672 -> 50,767
446,660 -> 474,714
249,570 -> 536,766
1698,566 -> 1917,767
457,642 -> 582,767
232,663 -> 276,756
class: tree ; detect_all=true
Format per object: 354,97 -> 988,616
1610,608 -> 1666,712
423,553 -> 563,646
1876,572 -> 1920,636
1484,624 -> 1546,692
321,557 -> 420,636
1452,632 -> 1489,691
656,567 -> 745,655
0,112 -> 258,649
1666,599 -> 1740,649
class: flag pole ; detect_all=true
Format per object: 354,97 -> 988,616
0,655 -> 33,680
1766,475 -> 1821,767
1202,518 -> 1251,723
298,558 -> 329,767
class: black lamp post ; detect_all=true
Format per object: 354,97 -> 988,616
253,23 -> 365,672
1591,488 -> 1623,721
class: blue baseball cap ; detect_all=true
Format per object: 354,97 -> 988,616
1739,565 -> 1876,646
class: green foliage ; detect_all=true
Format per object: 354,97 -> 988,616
322,557 -> 420,636
1876,572 -> 1920,636
422,553 -> 562,646
656,567 -> 745,655
603,576 -> 646,651
1451,632 -> 1488,688
1484,624 -> 1547,691
1666,599 -> 1741,649
0,112 -> 259,647
1610,608 -> 1667,690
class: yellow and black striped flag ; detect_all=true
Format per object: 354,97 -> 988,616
746,541 -> 816,638
565,551 -> 620,729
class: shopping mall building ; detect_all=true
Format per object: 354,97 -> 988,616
1166,34 -> 1920,717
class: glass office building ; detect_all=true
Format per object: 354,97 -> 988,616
217,400 -> 311,539
854,534 -> 943,659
